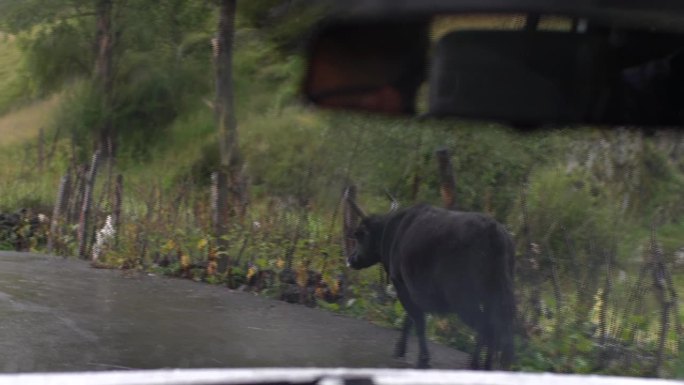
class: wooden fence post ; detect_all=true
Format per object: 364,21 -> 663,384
545,240 -> 563,337
69,165 -> 86,224
650,227 -> 671,376
342,185 -> 359,260
211,171 -> 230,271
598,250 -> 612,366
340,185 -> 360,302
113,174 -> 123,246
137,188 -> 156,264
520,184 -> 543,330
435,147 -> 456,210
38,127 -> 45,171
48,171 -> 72,254
77,150 -> 101,259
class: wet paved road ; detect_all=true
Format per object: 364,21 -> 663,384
0,252 -> 468,372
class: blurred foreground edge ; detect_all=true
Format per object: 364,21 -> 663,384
0,368 -> 681,385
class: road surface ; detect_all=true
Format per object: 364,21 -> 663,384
0,252 -> 468,372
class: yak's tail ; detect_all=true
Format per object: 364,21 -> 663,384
491,224 -> 517,369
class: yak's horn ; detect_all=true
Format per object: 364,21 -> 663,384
344,186 -> 367,219
385,189 -> 399,212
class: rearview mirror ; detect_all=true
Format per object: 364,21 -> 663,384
303,20 -> 429,115
304,16 -> 684,127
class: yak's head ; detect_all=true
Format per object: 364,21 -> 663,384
348,216 -> 384,270
345,189 -> 398,270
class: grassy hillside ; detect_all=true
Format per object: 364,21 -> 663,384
0,92 -> 62,146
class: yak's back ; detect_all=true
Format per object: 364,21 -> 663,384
386,205 -> 514,303
389,205 -> 508,260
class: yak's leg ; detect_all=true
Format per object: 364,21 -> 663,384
483,286 -> 512,370
393,314 -> 413,358
394,284 -> 430,368
413,311 -> 430,368
483,335 -> 494,370
470,333 -> 482,370
484,322 -> 504,370
470,333 -> 483,369
482,310 -> 495,370
461,305 -> 487,370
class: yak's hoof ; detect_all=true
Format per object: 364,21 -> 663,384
416,359 -> 431,369
393,344 -> 406,358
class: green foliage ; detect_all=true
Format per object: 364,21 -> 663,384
243,107 -> 330,203
18,20 -> 92,95
0,34 -> 30,113
0,0 -> 88,32
2,0 -> 215,158
107,1 -> 214,159
674,337 -> 684,378
237,0 -> 327,52
0,128 -> 69,212
113,55 -> 209,160
233,31 -> 305,114
511,166 -> 616,260
516,332 -> 596,374
637,141 -> 684,223
49,81 -> 103,161
0,1 -> 93,97
442,125 -> 560,218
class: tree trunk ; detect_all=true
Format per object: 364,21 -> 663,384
94,0 -> 115,158
69,165 -> 87,224
215,0 -> 245,217
342,185 -> 359,260
211,171 -> 230,263
113,174 -> 123,247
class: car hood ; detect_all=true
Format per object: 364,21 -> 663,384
0,368 -> 681,385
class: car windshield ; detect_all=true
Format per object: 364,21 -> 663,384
0,2 -> 682,380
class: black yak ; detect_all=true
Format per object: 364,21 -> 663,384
346,198 -> 516,370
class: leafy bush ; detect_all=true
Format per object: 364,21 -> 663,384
18,21 -> 92,96
510,166 -> 616,268
0,34 -> 30,113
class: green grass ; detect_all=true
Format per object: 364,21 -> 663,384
0,86 -> 67,213
0,146 -> 63,212
674,274 -> 684,321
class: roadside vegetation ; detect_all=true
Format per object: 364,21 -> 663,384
0,2 -> 682,378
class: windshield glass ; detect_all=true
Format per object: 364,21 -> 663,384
0,1 -> 682,379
